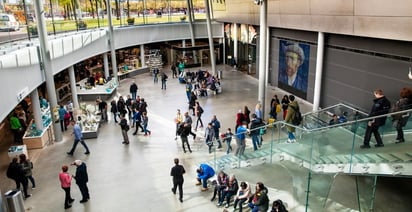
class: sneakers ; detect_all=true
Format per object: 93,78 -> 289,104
201,187 -> 208,191
195,182 -> 202,186
225,204 -> 229,208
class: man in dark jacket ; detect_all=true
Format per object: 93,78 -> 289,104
250,114 -> 263,151
7,157 -> 31,198
73,160 -> 90,203
178,123 -> 192,153
170,158 -> 186,202
361,89 -> 391,148
129,82 -> 138,100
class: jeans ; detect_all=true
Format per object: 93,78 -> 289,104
143,123 -> 151,135
195,116 -> 203,129
226,140 -> 232,154
363,125 -> 383,145
198,175 -> 212,188
181,136 -> 192,152
288,131 -> 295,140
234,197 -> 247,211
68,139 -> 90,154
251,134 -> 259,151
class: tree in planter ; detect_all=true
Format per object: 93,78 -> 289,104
77,20 -> 87,30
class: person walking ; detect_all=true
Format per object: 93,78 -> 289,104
194,102 -> 204,130
250,114 -> 262,151
235,121 -> 248,157
58,104 -> 67,132
205,123 -> 215,154
175,109 -> 184,140
153,68 -> 159,83
211,115 -> 222,148
184,112 -> 197,140
132,108 -> 144,135
110,100 -> 118,123
67,120 -> 90,155
281,95 -> 290,120
130,81 -> 138,100
142,112 -> 151,136
170,158 -> 186,202
285,95 -> 299,143
72,160 -> 90,203
19,154 -> 36,189
360,89 -> 391,148
59,165 -> 75,209
178,123 -> 192,153
223,128 -> 234,154
392,87 -> 412,144
119,115 -> 130,144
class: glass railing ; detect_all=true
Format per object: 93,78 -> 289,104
202,104 -> 412,211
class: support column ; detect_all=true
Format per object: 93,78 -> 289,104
103,52 -> 110,79
234,23 -> 238,67
106,0 -> 118,85
182,40 -> 186,58
68,66 -> 79,109
34,0 -> 62,141
30,89 -> 43,131
258,0 -> 267,119
313,32 -> 324,111
204,0 -> 216,75
140,44 -> 145,67
222,37 -> 226,65
186,0 -> 198,64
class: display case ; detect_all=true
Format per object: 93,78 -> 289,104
23,103 -> 54,149
8,145 -> 28,160
78,103 -> 101,139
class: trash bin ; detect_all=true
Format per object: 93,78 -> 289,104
218,70 -> 223,79
4,190 -> 24,212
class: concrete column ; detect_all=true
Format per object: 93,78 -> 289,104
34,0 -> 62,142
234,23 -> 238,66
106,0 -> 118,85
222,37 -> 226,65
140,44 -> 145,67
103,52 -> 110,79
186,0 -> 198,64
30,89 -> 43,131
257,0 -> 267,119
313,32 -> 325,111
204,0 -> 217,75
68,66 -> 79,109
182,40 -> 186,57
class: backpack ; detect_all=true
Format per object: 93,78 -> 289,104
198,106 -> 204,114
291,106 -> 302,125
125,124 -> 130,131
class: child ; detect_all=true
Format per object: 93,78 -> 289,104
223,128 -> 233,154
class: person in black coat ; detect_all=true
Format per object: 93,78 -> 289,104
170,158 -> 186,202
72,160 -> 90,203
361,89 -> 391,149
7,157 -> 31,198
129,82 -> 138,100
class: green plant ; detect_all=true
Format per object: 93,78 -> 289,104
127,17 -> 135,25
180,16 -> 186,21
77,20 -> 87,30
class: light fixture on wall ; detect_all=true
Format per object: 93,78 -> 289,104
408,66 -> 412,79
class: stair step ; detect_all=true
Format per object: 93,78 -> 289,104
364,154 -> 384,163
376,153 -> 401,162
390,153 -> 412,162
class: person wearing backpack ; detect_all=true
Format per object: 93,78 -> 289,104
392,87 -> 412,144
210,115 -> 222,148
194,102 -> 204,131
285,95 -> 299,143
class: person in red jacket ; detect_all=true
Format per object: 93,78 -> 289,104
59,165 -> 74,209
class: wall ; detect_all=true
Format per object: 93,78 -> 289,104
213,0 -> 412,42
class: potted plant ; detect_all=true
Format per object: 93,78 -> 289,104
127,17 -> 135,25
180,16 -> 186,21
29,25 -> 38,36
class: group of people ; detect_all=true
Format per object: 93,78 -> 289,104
7,154 -> 36,199
171,161 -> 288,212
59,160 -> 90,209
180,69 -> 221,98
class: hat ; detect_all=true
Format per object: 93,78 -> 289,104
285,43 -> 305,65
74,160 -> 82,166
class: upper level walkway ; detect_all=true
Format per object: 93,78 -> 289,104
0,22 -> 224,122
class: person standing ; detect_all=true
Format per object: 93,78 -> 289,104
281,95 -> 290,120
9,113 -> 23,143
223,128 -> 234,154
129,81 -> 138,100
67,120 -> 90,155
110,100 -> 118,123
285,95 -> 299,143
153,68 -> 159,83
194,102 -> 204,130
59,104 -> 68,132
360,89 -> 391,148
67,101 -> 74,121
211,115 -> 222,148
170,158 -> 186,202
97,98 -> 108,122
235,121 -> 248,156
119,115 -> 130,144
175,109 -> 184,140
205,123 -> 215,154
72,160 -> 90,203
171,63 -> 178,78
7,157 -> 31,198
132,108 -> 144,135
19,154 -> 36,189
255,103 -> 262,120
185,82 -> 192,103
250,114 -> 262,151
59,165 -> 75,209
392,87 -> 412,143
235,109 -> 245,132
161,72 -> 168,90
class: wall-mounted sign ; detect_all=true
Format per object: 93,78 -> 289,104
17,87 -> 29,102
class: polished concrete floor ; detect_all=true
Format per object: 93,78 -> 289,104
0,65 -> 410,212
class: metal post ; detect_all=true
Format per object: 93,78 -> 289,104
106,0 -> 119,85
313,32 -> 324,111
257,0 -> 267,119
68,66 -> 79,109
204,0 -> 216,75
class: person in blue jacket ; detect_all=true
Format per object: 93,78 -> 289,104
195,163 -> 215,191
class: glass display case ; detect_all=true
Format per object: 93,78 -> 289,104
23,102 -> 54,149
78,103 -> 101,139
